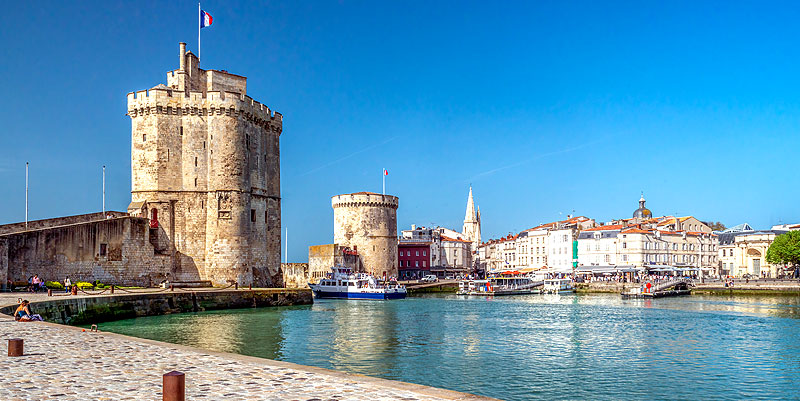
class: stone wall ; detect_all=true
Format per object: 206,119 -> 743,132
281,263 -> 309,288
128,43 -> 283,287
0,289 -> 312,325
332,193 -> 398,278
308,244 -> 363,283
0,217 -> 183,287
0,212 -> 129,236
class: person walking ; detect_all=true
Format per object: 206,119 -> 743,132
64,277 -> 71,294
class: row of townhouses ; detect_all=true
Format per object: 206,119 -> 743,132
477,194 -> 800,278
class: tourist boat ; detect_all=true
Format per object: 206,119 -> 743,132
541,278 -> 575,294
457,275 -> 542,296
308,266 -> 406,300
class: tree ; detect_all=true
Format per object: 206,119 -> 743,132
703,221 -> 727,231
766,231 -> 800,276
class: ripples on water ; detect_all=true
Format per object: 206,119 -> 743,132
100,294 -> 800,400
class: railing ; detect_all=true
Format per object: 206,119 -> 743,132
651,278 -> 694,292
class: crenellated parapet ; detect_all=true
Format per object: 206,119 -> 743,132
127,88 -> 282,134
331,193 -> 399,210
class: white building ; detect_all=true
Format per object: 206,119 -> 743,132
718,225 -> 790,278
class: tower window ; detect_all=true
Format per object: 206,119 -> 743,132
265,210 -> 268,225
251,209 -> 256,223
194,178 -> 197,187
203,141 -> 206,149
99,243 -> 108,257
167,149 -> 170,161
180,126 -> 183,136
195,157 -> 198,167
201,200 -> 204,209
143,134 -> 146,142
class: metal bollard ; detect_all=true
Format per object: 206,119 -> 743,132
163,371 -> 185,401
235,282 -> 238,290
8,339 -> 23,357
249,284 -> 252,290
110,285 -> 115,294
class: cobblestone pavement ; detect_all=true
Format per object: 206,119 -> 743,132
0,296 -> 490,401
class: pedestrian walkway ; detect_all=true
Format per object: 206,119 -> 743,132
0,296 -> 489,400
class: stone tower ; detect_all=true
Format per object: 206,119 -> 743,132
462,186 -> 481,248
127,43 -> 283,287
331,192 -> 398,278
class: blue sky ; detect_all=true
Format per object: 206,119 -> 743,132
1,1 -> 799,262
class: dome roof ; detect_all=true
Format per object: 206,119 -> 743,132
633,193 -> 652,218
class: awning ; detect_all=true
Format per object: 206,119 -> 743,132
127,201 -> 146,211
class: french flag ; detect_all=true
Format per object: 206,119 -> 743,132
201,10 -> 213,28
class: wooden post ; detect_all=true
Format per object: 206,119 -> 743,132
163,371 -> 185,401
170,285 -> 174,292
8,339 -> 23,357
249,283 -> 252,290
110,285 -> 115,294
47,289 -> 52,296
235,282 -> 238,290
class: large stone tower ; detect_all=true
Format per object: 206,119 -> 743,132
331,192 -> 398,278
462,186 -> 481,248
127,43 -> 283,287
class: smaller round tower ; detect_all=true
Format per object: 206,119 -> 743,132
331,192 -> 399,278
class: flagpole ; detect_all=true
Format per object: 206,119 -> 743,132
285,227 -> 288,264
25,162 -> 28,229
102,165 -> 106,216
382,168 -> 385,195
198,2 -> 201,63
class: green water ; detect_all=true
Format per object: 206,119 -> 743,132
99,294 -> 800,400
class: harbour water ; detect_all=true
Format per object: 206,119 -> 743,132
100,294 -> 800,400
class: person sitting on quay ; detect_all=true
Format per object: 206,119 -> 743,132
14,300 -> 44,322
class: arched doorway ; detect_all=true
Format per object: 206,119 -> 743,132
747,248 -> 761,276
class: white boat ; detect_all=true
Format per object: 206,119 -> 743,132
541,278 -> 575,294
457,275 -> 542,296
308,266 -> 406,300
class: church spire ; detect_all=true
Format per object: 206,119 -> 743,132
464,186 -> 477,223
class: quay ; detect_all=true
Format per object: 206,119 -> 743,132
0,290 -> 491,400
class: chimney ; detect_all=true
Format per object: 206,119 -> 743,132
179,42 -> 186,71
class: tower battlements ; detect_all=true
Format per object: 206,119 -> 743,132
331,192 -> 399,209
127,89 -> 282,131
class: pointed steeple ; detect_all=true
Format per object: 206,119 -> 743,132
464,186 -> 477,223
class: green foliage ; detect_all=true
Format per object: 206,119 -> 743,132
708,221 -> 727,231
75,282 -> 94,289
95,283 -> 108,289
766,231 -> 800,267
45,281 -> 64,290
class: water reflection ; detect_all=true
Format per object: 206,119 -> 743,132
100,294 -> 800,401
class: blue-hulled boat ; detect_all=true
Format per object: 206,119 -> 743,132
308,266 -> 406,300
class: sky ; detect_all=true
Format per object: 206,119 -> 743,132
1,1 -> 799,262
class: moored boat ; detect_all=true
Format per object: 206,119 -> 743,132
457,274 -> 542,296
541,278 -> 575,294
308,266 -> 406,300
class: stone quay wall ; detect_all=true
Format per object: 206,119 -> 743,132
0,288 -> 312,325
332,193 -> 398,278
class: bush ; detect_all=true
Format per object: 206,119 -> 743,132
75,282 -> 94,289
45,281 -> 65,290
95,283 -> 108,289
